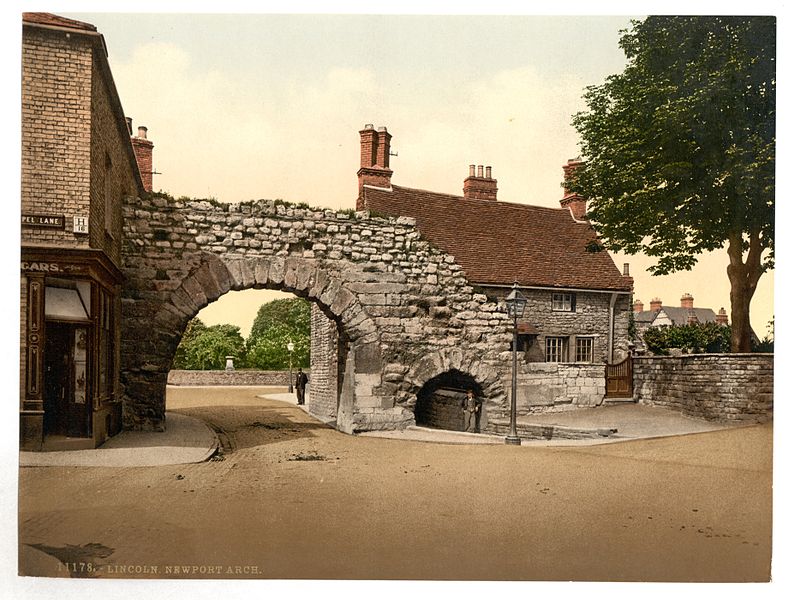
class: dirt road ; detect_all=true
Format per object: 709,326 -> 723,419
18,386 -> 772,581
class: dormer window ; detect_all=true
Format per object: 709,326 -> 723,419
552,292 -> 575,312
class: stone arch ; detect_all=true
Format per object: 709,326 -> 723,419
121,251 -> 383,433
402,348 -> 507,431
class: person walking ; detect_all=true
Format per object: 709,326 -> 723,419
295,367 -> 309,405
462,388 -> 480,433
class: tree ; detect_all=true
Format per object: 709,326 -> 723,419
246,298 -> 311,369
570,16 -> 775,352
172,319 -> 246,370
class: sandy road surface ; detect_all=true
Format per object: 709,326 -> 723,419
19,386 -> 772,581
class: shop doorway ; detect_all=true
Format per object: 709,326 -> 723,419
44,323 -> 91,438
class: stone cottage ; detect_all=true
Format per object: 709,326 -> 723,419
20,13 -> 153,450
309,125 -> 634,431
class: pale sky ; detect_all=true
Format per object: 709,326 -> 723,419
52,10 -> 774,339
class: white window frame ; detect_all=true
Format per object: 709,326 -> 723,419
545,336 -> 567,362
552,292 -> 574,312
575,337 -> 594,363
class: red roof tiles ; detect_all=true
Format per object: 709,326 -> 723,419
362,184 -> 633,292
23,13 -> 97,32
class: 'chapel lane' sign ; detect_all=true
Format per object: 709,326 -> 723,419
22,214 -> 65,228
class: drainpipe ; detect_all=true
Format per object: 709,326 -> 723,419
608,293 -> 618,363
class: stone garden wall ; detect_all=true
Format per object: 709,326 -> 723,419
633,354 -> 773,422
167,369 -> 304,387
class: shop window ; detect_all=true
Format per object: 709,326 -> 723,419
552,292 -> 575,312
44,279 -> 91,320
575,337 -> 594,363
545,337 -> 567,362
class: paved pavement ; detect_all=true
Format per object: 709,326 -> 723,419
18,412 -> 218,468
18,389 -> 749,466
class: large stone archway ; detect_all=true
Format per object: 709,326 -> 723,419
120,194 -> 514,434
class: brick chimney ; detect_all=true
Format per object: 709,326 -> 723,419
633,299 -> 644,313
716,307 -> 729,325
649,297 -> 662,312
130,119 -> 154,192
560,157 -> 587,220
463,164 -> 498,201
680,293 -> 694,309
357,124 -> 393,205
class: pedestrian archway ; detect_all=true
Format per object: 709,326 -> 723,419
415,369 -> 483,431
120,194 -> 513,435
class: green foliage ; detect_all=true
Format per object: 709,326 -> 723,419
571,16 -> 774,273
246,298 -> 311,369
172,319 -> 246,370
571,16 -> 774,353
753,318 -> 774,352
643,323 -> 732,355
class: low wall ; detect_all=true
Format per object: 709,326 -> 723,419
633,354 -> 773,422
167,369 -> 308,387
511,362 -> 606,415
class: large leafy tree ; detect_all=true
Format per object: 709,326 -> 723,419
172,319 -> 246,370
246,298 -> 311,369
571,16 -> 775,352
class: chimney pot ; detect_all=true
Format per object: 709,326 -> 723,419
633,299 -> 644,313
126,117 -> 133,135
364,123 -> 374,130
623,263 -> 630,276
649,297 -> 663,312
716,307 -> 729,325
137,126 -> 148,140
463,162 -> 498,201
680,293 -> 694,309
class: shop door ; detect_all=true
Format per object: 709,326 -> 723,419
44,323 -> 91,438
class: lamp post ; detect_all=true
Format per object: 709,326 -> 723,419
505,282 -> 527,446
287,341 -> 295,393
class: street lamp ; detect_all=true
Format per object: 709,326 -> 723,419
505,281 -> 527,446
287,340 -> 295,393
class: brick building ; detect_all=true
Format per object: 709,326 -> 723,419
20,13 -> 152,450
310,125 -> 634,430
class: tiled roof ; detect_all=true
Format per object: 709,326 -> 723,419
362,184 -> 633,292
636,306 -> 718,326
23,13 -> 97,32
657,307 -> 718,326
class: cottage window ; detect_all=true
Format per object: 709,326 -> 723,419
575,337 -> 594,363
552,292 -> 575,312
545,337 -> 567,362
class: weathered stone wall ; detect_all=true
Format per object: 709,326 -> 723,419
481,285 -> 632,363
510,363 -> 607,416
309,304 -> 340,421
121,196 -> 517,433
633,354 -> 773,421
167,369 -> 305,386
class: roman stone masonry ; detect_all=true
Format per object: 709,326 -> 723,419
121,195 -> 519,433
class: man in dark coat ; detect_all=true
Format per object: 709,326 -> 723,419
295,367 -> 309,405
462,388 -> 480,433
